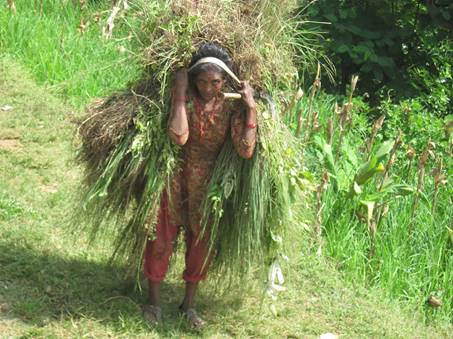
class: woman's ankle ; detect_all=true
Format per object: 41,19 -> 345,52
148,281 -> 161,306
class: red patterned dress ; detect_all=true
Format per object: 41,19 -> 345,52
144,94 -> 256,282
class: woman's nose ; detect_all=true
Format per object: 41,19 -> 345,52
202,84 -> 213,93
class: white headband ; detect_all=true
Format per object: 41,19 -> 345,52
188,57 -> 241,84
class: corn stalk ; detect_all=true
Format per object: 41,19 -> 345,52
303,63 -> 321,139
361,200 -> 376,257
405,146 -> 416,175
411,139 -> 433,224
378,130 -> 402,191
315,171 -> 328,256
375,130 -> 402,227
366,114 -> 385,160
326,117 -> 333,145
335,75 -> 357,161
431,158 -> 446,214
285,88 -> 303,118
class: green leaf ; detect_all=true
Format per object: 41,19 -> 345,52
353,44 -> 373,60
373,68 -> 383,82
336,44 -> 349,53
375,56 -> 396,70
394,184 -> 415,196
355,156 -> 378,185
314,135 -> 338,192
360,200 -> 376,225
375,140 -> 394,160
354,140 -> 394,186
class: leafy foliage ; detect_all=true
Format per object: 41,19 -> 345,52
307,0 -> 453,116
285,73 -> 452,323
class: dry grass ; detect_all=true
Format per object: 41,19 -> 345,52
76,79 -> 158,184
139,0 -> 301,91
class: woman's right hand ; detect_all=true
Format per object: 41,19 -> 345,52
173,69 -> 189,103
237,81 -> 256,110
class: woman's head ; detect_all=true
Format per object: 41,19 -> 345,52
188,43 -> 233,101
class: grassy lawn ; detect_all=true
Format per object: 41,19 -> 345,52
0,0 -> 140,109
1,57 -> 450,338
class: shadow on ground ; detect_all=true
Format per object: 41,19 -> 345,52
0,242 -> 244,334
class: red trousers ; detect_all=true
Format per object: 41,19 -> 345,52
143,193 -> 212,283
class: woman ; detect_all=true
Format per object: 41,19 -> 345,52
142,43 -> 257,329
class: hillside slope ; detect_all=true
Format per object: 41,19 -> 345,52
0,58 -> 450,338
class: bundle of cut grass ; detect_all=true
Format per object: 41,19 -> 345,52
76,0 -> 311,279
200,100 -> 307,280
138,0 -> 304,93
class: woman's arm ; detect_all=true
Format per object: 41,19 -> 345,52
231,81 -> 257,159
168,69 -> 189,146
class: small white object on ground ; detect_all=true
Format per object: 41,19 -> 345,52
1,105 -> 13,111
266,260 -> 286,299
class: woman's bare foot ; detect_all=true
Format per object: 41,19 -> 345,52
142,304 -> 162,327
179,305 -> 206,330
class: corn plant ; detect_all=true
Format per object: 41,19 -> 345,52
285,74 -> 452,323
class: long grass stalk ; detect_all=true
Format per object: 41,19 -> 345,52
34,0 -> 43,15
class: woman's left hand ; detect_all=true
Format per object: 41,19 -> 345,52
238,81 -> 256,109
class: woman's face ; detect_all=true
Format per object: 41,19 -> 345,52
195,70 -> 225,102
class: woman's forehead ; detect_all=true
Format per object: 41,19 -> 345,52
196,69 -> 224,81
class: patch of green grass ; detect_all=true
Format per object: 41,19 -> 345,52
1,56 -> 451,338
0,0 -> 141,108
0,194 -> 29,221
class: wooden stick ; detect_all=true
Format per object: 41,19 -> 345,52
223,92 -> 241,100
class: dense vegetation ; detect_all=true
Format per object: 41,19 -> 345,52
302,0 -> 452,324
1,0 -> 451,333
306,0 -> 453,117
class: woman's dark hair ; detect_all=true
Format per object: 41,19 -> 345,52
188,43 -> 233,85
